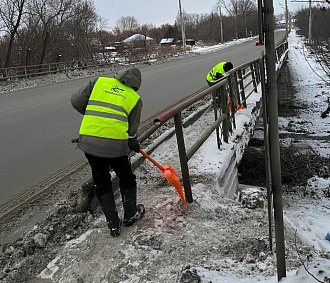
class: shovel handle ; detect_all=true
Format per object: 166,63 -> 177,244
139,149 -> 163,171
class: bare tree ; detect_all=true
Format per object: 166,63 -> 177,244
64,0 -> 97,60
295,7 -> 330,77
138,23 -> 154,54
115,16 -> 139,31
217,0 -> 256,38
0,0 -> 27,67
0,0 -> 263,68
27,0 -> 78,64
218,0 -> 239,38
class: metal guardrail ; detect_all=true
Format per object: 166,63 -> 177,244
79,42 -> 288,205
137,43 -> 288,204
148,57 -> 263,203
0,51 -> 194,81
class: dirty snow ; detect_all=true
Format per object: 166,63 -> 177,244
1,30 -> 330,283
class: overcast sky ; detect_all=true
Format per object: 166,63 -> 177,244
93,0 -> 309,29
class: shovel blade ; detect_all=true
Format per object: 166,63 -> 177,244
139,150 -> 186,205
162,166 -> 186,205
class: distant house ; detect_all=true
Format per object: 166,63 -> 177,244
275,20 -> 286,29
122,34 -> 153,43
177,39 -> 196,46
102,42 -> 124,53
121,34 -> 154,51
160,38 -> 175,46
186,39 -> 196,46
104,46 -> 116,52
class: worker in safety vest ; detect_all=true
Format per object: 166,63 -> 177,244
71,68 -> 145,237
206,61 -> 233,86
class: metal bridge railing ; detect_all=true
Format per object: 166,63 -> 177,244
137,43 -> 288,204
146,56 -> 264,203
79,43 -> 288,205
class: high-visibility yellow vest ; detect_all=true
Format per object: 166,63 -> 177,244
79,77 -> 140,140
206,62 -> 226,83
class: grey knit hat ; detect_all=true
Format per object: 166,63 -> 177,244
114,68 -> 142,91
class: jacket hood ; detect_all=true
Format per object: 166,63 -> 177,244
114,68 -> 141,91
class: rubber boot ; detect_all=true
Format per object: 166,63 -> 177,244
97,193 -> 121,237
121,188 -> 145,227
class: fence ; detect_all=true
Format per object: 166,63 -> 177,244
0,50 -> 194,81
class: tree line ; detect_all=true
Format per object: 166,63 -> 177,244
0,0 -> 291,68
295,6 -> 330,42
294,6 -> 330,78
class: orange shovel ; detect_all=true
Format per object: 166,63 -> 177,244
140,149 -> 186,205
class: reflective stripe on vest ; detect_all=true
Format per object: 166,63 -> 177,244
206,62 -> 226,83
79,77 -> 140,140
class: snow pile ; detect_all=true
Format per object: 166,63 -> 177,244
191,36 -> 258,54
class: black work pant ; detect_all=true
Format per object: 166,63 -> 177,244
84,153 -> 136,198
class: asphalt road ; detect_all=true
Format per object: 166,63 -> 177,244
0,30 -> 286,204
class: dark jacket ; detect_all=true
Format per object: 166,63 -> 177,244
71,77 -> 143,158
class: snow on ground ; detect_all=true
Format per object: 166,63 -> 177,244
1,30 -> 329,283
191,36 -> 258,54
277,31 -> 330,158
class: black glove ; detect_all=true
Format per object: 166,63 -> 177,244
128,137 -> 140,153
215,72 -> 223,80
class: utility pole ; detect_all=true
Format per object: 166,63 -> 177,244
291,0 -> 324,44
263,0 -> 287,280
285,0 -> 289,40
178,0 -> 186,52
308,0 -> 312,43
289,13 -> 291,33
219,5 -> 224,43
257,0 -> 264,44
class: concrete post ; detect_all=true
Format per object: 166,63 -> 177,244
263,0 -> 287,280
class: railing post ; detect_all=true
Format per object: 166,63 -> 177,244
227,75 -> 236,129
174,112 -> 193,203
250,63 -> 258,92
212,91 -> 221,149
255,61 -> 261,84
220,84 -> 229,143
233,72 -> 242,106
238,70 -> 247,108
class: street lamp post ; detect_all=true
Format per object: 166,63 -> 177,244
257,0 -> 264,44
219,5 -> 224,43
178,0 -> 186,52
308,0 -> 312,43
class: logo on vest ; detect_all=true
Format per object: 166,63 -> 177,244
111,85 -> 124,93
105,85 -> 126,99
